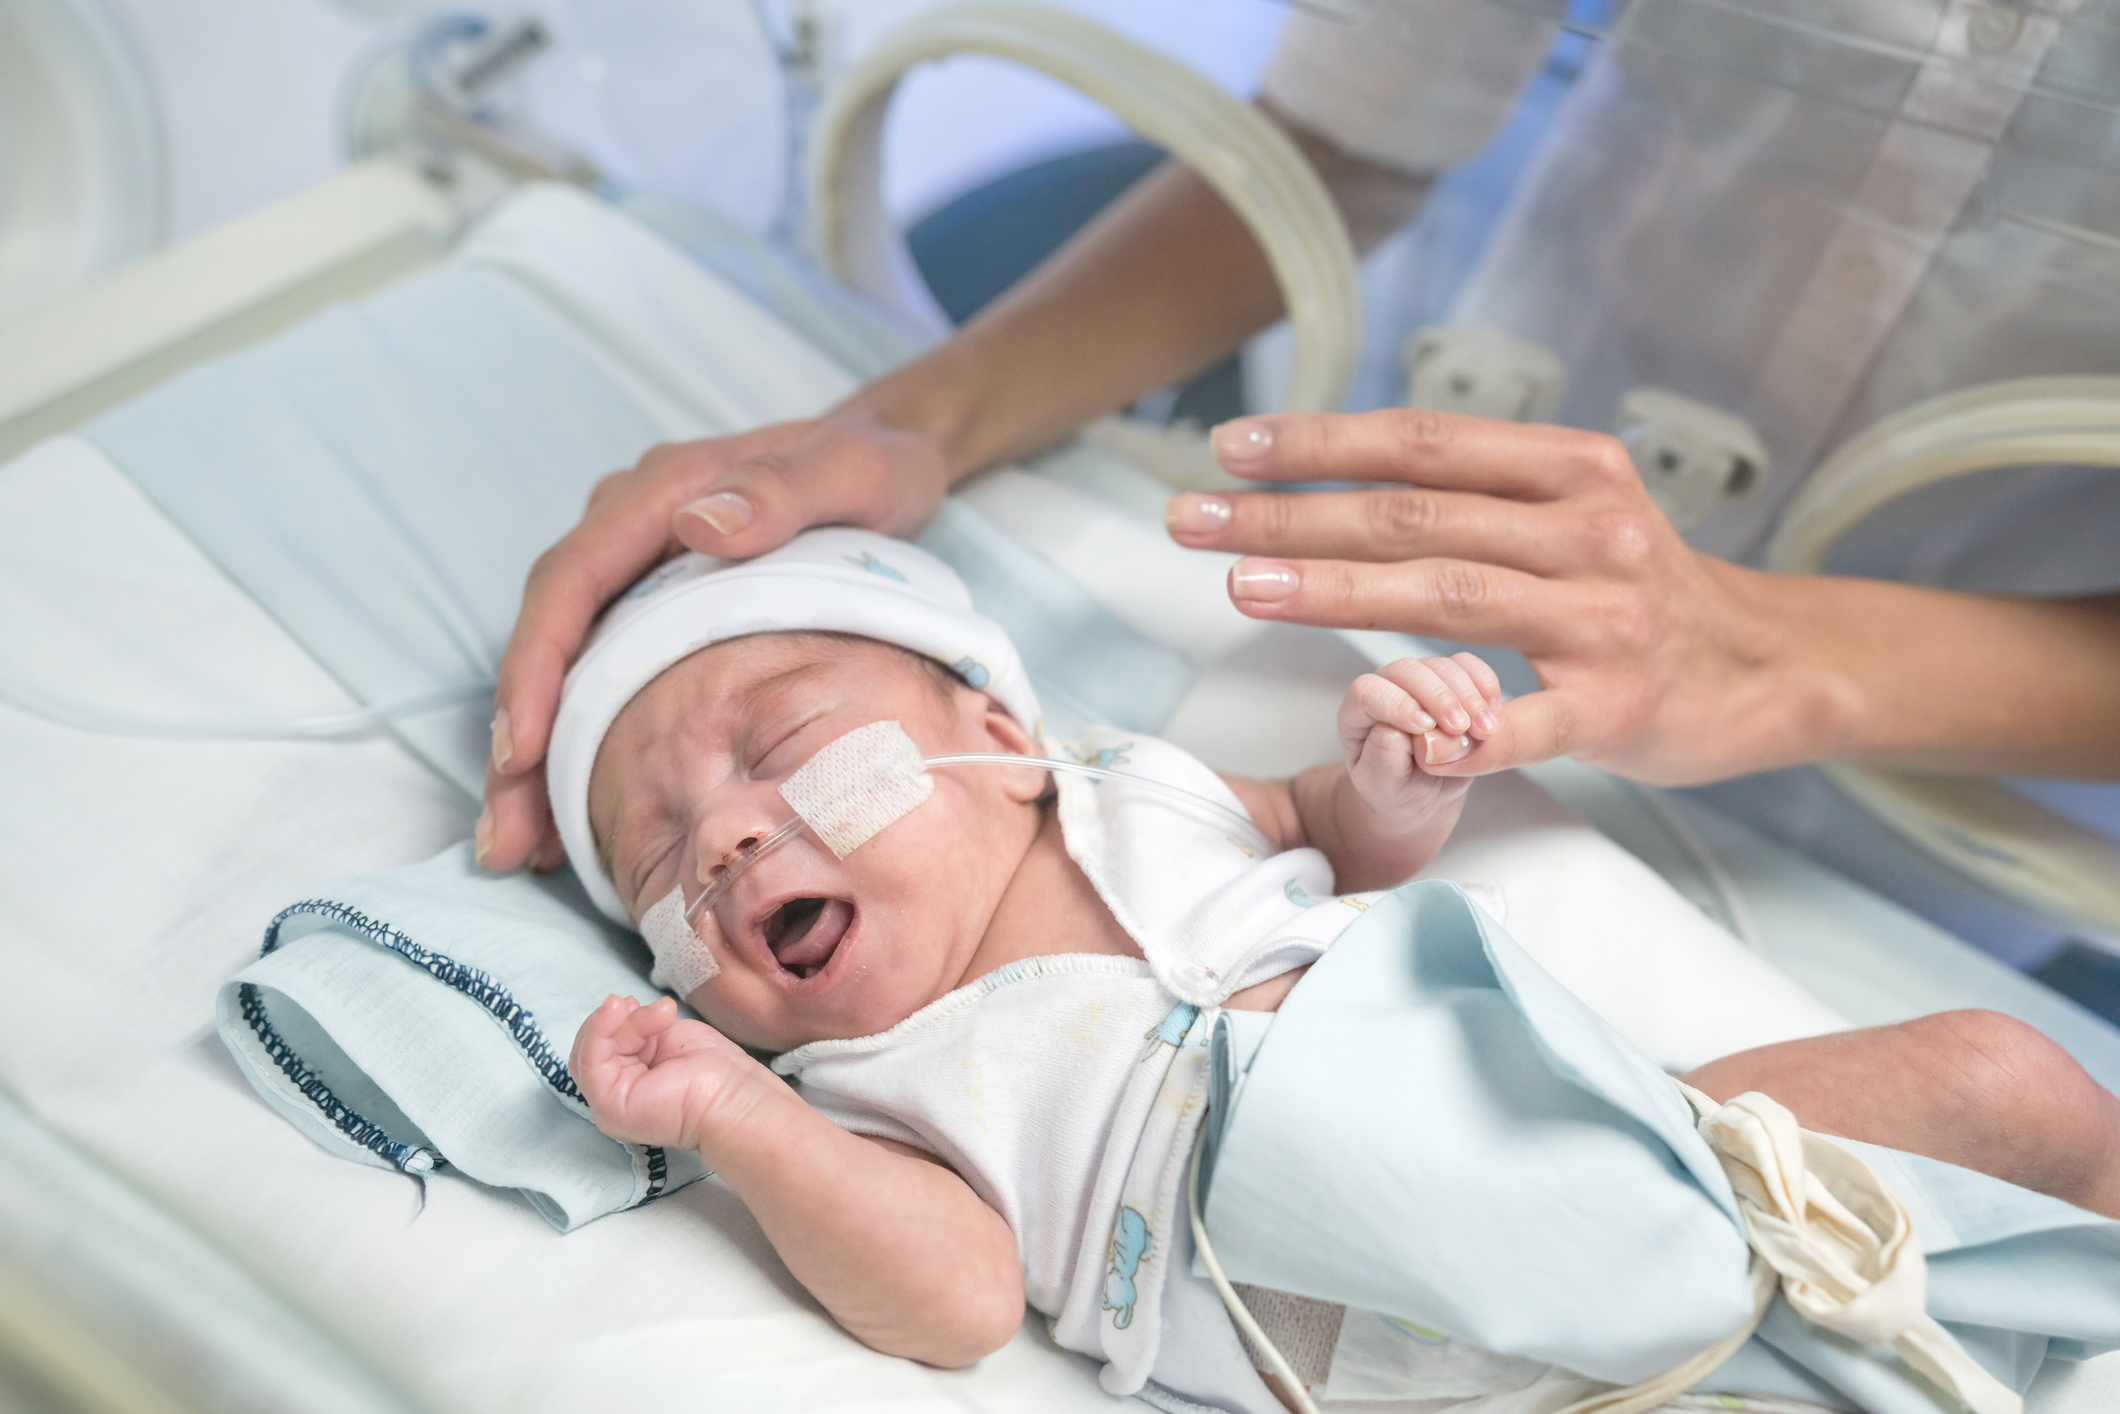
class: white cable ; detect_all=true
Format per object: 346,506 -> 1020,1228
1187,1123 -> 1324,1414
804,1 -> 1362,413
1766,375 -> 2120,936
924,751 -> 1265,839
0,670 -> 491,742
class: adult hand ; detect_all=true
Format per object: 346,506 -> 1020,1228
479,413 -> 950,872
1165,409 -> 1792,786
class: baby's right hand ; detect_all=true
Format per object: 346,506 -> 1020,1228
570,995 -> 769,1153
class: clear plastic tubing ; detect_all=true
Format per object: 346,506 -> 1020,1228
0,669 -> 494,742
683,752 -> 1264,928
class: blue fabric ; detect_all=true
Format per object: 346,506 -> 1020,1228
1198,880 -> 2120,1406
1199,881 -> 1756,1384
216,844 -> 707,1231
85,267 -> 665,789
83,202 -> 1194,791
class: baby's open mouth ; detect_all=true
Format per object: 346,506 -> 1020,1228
763,897 -> 854,981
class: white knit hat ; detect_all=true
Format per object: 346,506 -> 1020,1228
547,528 -> 1038,925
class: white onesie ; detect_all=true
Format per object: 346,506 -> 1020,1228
771,726 -> 1370,1413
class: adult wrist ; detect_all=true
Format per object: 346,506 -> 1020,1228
1698,560 -> 1868,776
831,340 -> 994,481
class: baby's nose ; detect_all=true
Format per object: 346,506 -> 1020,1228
694,811 -> 785,888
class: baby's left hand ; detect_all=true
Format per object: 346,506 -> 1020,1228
1339,653 -> 1503,827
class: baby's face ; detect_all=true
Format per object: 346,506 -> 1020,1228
588,633 -> 1044,1052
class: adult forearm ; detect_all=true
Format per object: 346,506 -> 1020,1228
838,112 -> 1432,480
708,1084 -> 1024,1366
1725,571 -> 2120,778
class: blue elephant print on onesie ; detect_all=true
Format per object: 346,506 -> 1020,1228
1103,1206 -> 1152,1329
1066,741 -> 1134,771
844,550 -> 908,582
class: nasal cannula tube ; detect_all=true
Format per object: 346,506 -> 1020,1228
682,753 -> 1263,929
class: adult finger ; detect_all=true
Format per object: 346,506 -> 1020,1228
1225,555 -> 1587,657
672,415 -> 951,561
489,425 -> 818,804
1417,690 -> 1593,778
479,758 -> 560,873
1165,484 -> 1575,573
1209,408 -> 1633,502
493,500 -> 687,787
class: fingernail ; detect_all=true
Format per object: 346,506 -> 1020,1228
490,708 -> 513,772
1228,559 -> 1298,603
1422,732 -> 1472,766
1166,493 -> 1233,537
474,807 -> 495,865
1476,710 -> 1500,736
681,491 -> 754,536
1411,710 -> 1436,732
1212,418 -> 1274,467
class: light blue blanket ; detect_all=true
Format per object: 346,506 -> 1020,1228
1201,882 -> 2120,1410
217,844 -> 705,1231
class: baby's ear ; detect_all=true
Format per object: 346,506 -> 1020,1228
978,697 -> 1035,753
976,700 -> 1048,803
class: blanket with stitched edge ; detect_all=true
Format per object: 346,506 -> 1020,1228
217,844 -> 707,1231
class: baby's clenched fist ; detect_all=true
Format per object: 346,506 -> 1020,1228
571,993 -> 769,1154
1337,652 -> 1503,830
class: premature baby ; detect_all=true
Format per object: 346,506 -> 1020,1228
550,529 -> 2120,1414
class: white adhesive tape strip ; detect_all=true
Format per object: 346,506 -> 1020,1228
640,885 -> 721,995
779,720 -> 934,859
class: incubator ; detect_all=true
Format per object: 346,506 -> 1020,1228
0,1 -> 2117,1411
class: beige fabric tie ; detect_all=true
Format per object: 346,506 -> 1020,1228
1557,1085 -> 2022,1414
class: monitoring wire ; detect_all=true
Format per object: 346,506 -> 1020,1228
0,670 -> 491,742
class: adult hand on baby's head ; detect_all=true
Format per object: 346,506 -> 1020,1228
570,994 -> 772,1154
479,413 -> 952,873
1339,653 -> 1503,828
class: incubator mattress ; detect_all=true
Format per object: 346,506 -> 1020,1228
0,184 -> 2112,1413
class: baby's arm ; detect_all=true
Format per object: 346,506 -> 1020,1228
1224,653 -> 1503,891
571,995 -> 1025,1365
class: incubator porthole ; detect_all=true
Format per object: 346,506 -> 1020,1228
0,0 -> 168,321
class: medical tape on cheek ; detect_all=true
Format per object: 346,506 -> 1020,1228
639,885 -> 721,995
778,720 -> 934,859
